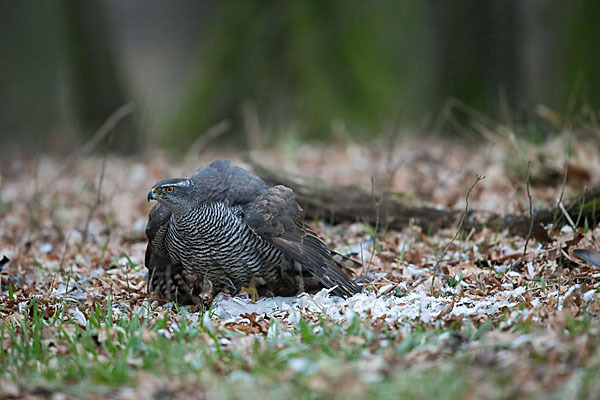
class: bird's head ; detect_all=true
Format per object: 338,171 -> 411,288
147,178 -> 198,213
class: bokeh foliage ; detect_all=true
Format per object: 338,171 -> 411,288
1,0 -> 599,152
170,1 -> 432,144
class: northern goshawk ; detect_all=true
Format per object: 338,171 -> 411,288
145,159 -> 361,304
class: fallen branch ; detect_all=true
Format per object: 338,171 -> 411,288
249,161 -> 600,238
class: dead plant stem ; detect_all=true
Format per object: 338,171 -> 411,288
522,161 -> 534,263
430,174 -> 484,296
363,177 -> 381,286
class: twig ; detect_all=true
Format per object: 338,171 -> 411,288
58,232 -> 70,272
556,253 -> 562,310
83,129 -> 114,243
359,242 -> 365,269
556,190 -> 580,310
381,108 -> 405,195
363,177 -> 382,285
430,174 -> 484,296
575,186 -> 587,227
65,264 -> 73,295
558,202 -> 577,230
522,161 -> 534,263
553,131 -> 571,228
184,120 -> 231,163
47,273 -> 56,294
358,241 -> 370,291
299,292 -> 325,314
433,98 -> 513,144
125,258 -> 131,302
37,103 -> 134,200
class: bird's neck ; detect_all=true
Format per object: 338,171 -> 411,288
165,202 -> 200,219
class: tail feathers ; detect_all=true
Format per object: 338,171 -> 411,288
319,256 -> 362,297
302,227 -> 363,283
331,251 -> 363,280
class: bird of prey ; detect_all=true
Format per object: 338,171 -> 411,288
145,159 -> 361,305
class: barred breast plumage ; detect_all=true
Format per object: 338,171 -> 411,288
145,159 -> 361,305
165,202 -> 283,288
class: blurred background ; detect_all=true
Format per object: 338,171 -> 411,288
1,0 -> 599,154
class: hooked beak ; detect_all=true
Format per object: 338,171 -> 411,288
147,188 -> 157,202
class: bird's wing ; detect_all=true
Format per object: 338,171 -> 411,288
188,159 -> 268,205
145,203 -> 171,269
145,204 -> 193,303
225,165 -> 269,205
244,185 -> 361,297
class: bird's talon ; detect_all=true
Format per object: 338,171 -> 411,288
240,276 -> 260,302
240,286 -> 260,303
200,277 -> 214,306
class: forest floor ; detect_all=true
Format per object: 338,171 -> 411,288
1,132 -> 600,399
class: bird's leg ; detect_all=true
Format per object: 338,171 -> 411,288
240,276 -> 260,303
182,271 -> 200,288
181,271 -> 206,306
199,277 -> 214,307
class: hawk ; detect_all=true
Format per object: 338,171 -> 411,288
145,159 -> 361,304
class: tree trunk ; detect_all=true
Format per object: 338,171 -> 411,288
60,0 -> 136,151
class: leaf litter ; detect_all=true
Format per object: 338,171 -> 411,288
1,136 -> 600,398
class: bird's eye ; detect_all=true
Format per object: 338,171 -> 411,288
166,186 -> 174,193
